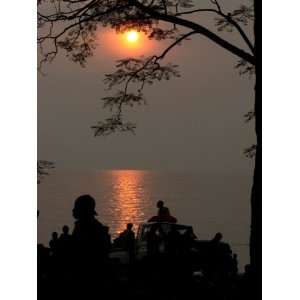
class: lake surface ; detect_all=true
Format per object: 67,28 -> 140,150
38,169 -> 251,269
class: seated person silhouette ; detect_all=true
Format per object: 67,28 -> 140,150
210,232 -> 231,256
211,232 -> 223,244
209,232 -> 223,259
148,200 -> 177,223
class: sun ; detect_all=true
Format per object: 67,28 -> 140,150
126,30 -> 139,43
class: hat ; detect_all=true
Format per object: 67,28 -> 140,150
73,194 -> 97,217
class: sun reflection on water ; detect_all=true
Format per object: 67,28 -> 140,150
109,170 -> 149,236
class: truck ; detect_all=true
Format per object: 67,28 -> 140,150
110,221 -> 235,277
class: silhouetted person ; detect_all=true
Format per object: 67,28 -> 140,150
72,194 -> 109,257
49,232 -> 59,254
207,232 -> 234,281
119,223 -> 135,263
60,225 -> 71,241
148,200 -> 178,223
59,225 -> 72,250
211,232 -> 223,244
157,200 -> 170,217
71,194 -> 111,299
59,225 -> 72,266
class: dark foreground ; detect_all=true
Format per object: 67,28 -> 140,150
38,195 -> 255,300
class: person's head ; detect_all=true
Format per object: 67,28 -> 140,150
72,194 -> 97,220
52,232 -> 58,239
127,223 -> 133,230
212,232 -> 223,242
157,200 -> 164,209
62,225 -> 69,234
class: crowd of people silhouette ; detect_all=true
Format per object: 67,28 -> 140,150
38,195 -> 254,300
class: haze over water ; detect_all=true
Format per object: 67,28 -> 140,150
38,169 -> 251,269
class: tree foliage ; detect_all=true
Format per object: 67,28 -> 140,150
37,160 -> 55,184
38,0 -> 261,275
38,0 -> 255,136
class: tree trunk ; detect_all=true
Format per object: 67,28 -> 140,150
250,0 -> 261,296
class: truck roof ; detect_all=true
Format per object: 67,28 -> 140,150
139,222 -> 193,229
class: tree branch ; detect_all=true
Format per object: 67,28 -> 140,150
155,31 -> 197,61
132,0 -> 255,64
175,7 -> 254,54
175,8 -> 219,16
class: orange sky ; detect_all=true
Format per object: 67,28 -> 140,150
97,29 -> 163,58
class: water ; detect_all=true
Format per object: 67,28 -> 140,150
38,169 -> 251,269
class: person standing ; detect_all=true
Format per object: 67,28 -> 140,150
120,223 -> 135,264
71,194 -> 111,299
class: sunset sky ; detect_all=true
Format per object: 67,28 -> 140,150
38,0 -> 255,174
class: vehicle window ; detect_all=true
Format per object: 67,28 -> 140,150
179,229 -> 187,235
141,226 -> 151,241
160,224 -> 171,235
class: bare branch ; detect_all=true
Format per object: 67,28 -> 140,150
38,0 -> 256,135
175,8 -> 219,16
155,31 -> 197,60
175,2 -> 254,54
131,0 -> 255,65
244,144 -> 256,158
37,160 -> 55,184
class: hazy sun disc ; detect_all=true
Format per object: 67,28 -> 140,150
126,30 -> 139,43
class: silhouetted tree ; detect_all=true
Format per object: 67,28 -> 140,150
38,0 -> 261,291
37,160 -> 55,184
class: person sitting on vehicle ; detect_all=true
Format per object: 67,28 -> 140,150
157,200 -> 169,216
207,232 -> 233,278
211,232 -> 223,244
148,200 -> 178,223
